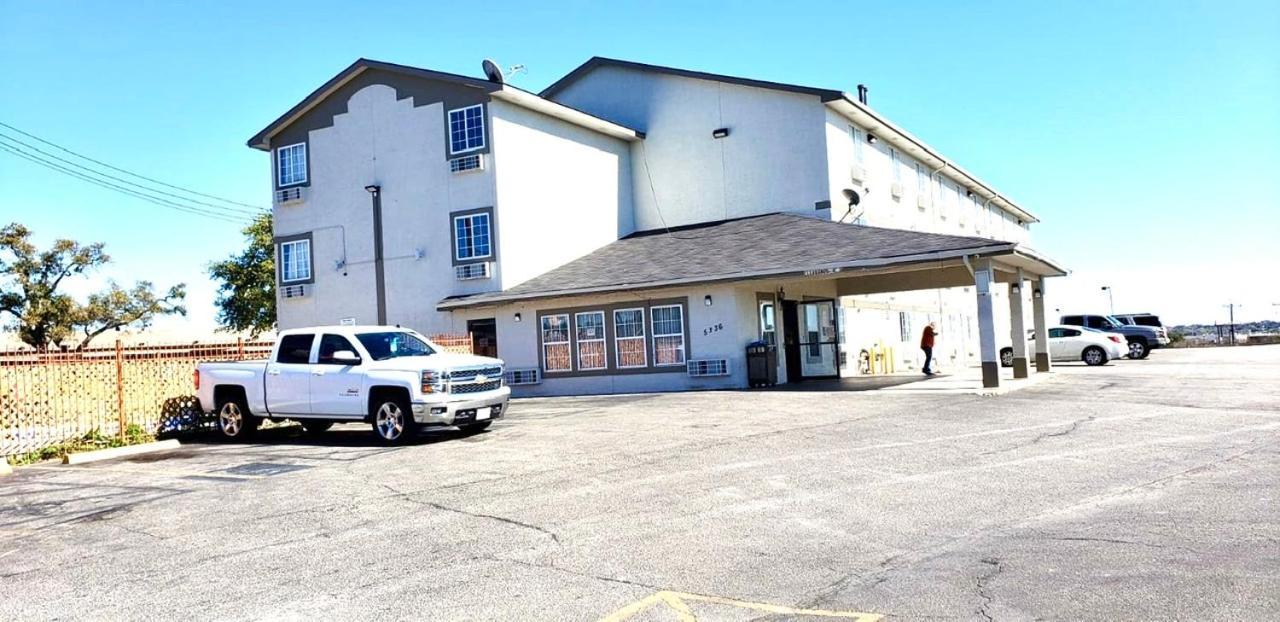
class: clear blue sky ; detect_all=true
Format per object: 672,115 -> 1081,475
2,0 -> 1278,330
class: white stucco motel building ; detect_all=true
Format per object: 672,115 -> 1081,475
247,57 -> 1066,394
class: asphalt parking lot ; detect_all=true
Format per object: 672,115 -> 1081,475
3,346 -> 1278,621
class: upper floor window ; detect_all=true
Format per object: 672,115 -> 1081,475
453,212 -> 492,261
276,143 -> 307,187
892,149 -> 902,183
850,126 -> 864,164
916,162 -> 928,194
448,105 -> 486,154
279,239 -> 311,283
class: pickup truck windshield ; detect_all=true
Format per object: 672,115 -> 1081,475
355,332 -> 436,361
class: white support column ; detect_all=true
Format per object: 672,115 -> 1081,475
974,259 -> 999,388
1008,268 -> 1029,379
1032,276 -> 1051,372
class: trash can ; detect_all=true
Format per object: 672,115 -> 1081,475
746,341 -> 777,387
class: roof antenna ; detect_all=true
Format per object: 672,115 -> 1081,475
482,59 -> 527,84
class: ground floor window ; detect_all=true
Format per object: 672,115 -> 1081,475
574,311 -> 606,370
541,314 -> 571,373
651,304 -> 686,366
536,300 -> 686,375
614,308 -> 647,368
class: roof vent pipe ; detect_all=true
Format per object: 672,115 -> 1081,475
856,84 -> 868,105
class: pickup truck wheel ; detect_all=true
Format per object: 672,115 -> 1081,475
217,399 -> 259,440
372,398 -> 417,444
1128,339 -> 1150,359
1082,346 -> 1108,366
301,420 -> 333,434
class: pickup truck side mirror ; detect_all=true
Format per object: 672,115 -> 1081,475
331,350 -> 361,365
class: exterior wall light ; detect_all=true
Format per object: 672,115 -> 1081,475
514,312 -> 522,323
704,295 -> 713,306
1011,284 -> 1021,294
866,133 -> 878,144
712,128 -> 730,139
1033,289 -> 1042,298
364,184 -> 381,194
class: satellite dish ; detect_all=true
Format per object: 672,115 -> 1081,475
482,59 -> 504,84
842,188 -> 861,206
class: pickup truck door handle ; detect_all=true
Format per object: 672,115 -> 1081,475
311,370 -> 325,376
267,368 -> 281,376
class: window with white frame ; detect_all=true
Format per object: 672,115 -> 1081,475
614,308 -> 647,368
651,304 -> 686,366
279,239 -> 311,283
892,149 -> 902,183
850,126 -> 864,163
453,212 -> 492,261
574,311 -> 606,371
448,105 -> 485,154
276,143 -> 307,187
917,162 -> 928,194
541,314 -> 571,373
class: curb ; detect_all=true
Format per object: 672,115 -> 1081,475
64,439 -> 181,465
0,460 -> 11,476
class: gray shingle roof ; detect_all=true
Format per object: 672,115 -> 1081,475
439,213 -> 1021,309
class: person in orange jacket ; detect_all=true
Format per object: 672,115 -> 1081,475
921,322 -> 939,375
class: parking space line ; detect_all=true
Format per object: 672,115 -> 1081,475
599,590 -> 882,621
19,464 -> 264,481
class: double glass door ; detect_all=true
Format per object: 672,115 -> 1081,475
785,299 -> 840,380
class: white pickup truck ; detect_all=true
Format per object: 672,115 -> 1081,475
195,325 -> 510,444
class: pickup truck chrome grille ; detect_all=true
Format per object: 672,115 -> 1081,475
447,366 -> 502,382
452,379 -> 502,394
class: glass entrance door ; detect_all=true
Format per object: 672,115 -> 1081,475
797,300 -> 839,379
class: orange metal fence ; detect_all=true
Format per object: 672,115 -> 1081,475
1,333 -> 473,459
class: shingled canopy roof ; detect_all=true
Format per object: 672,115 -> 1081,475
438,213 -> 1065,310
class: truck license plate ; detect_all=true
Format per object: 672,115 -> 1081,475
476,407 -> 491,420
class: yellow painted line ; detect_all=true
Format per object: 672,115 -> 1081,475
20,464 -> 263,481
599,590 -> 881,621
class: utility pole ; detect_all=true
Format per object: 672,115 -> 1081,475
1223,303 -> 1240,345
1101,286 -> 1114,316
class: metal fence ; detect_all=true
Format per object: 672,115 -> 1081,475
1,333 -> 473,459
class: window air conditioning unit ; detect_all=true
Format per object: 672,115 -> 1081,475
275,187 -> 305,205
686,358 -> 730,377
849,164 -> 866,183
281,284 -> 308,299
455,262 -> 492,280
504,368 -> 541,385
890,183 -> 904,199
916,195 -> 930,210
449,153 -> 484,174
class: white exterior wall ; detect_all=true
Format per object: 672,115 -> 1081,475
822,107 -> 1030,375
274,84 -> 636,337
551,66 -> 831,230
488,100 -> 635,288
274,84 -> 498,333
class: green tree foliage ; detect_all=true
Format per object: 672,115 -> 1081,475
0,222 -> 186,349
209,214 -> 275,337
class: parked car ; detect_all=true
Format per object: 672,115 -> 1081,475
195,326 -> 509,444
1059,314 -> 1169,359
1000,325 -> 1127,367
1114,312 -> 1164,328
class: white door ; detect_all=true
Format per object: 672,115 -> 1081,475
1053,327 -> 1084,361
266,333 -> 315,415
309,334 -> 366,417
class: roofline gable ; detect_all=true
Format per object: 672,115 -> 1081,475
246,58 -> 642,151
